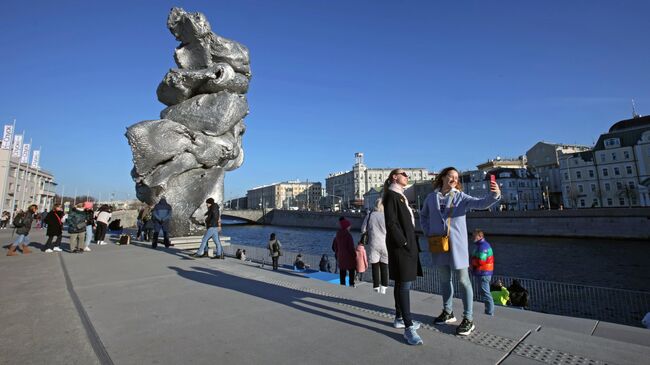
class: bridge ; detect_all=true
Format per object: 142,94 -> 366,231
222,209 -> 267,223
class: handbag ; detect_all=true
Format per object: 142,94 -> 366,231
427,192 -> 455,253
359,211 -> 372,245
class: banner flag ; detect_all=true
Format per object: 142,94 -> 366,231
21,143 -> 30,164
1,125 -> 13,149
11,135 -> 23,158
31,150 -> 40,168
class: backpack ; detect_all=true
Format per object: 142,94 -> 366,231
119,234 -> 131,245
12,213 -> 25,228
67,211 -> 87,232
271,241 -> 281,256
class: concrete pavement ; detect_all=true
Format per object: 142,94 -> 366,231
1,227 -> 649,365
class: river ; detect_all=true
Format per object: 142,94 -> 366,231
221,221 -> 650,292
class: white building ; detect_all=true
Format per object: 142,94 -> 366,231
462,167 -> 542,211
0,149 -> 56,213
325,153 -> 428,208
559,115 -> 650,208
247,181 -> 322,210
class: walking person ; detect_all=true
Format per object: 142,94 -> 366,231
470,229 -> 495,316
43,204 -> 64,253
94,205 -> 112,245
141,205 -> 154,241
152,197 -> 172,249
420,167 -> 501,336
383,169 -> 423,345
83,202 -> 94,252
361,198 -> 389,294
6,205 -> 38,256
332,218 -> 356,287
67,203 -> 88,253
191,198 -> 222,258
268,233 -> 282,270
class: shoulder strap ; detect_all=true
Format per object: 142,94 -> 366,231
445,192 -> 455,237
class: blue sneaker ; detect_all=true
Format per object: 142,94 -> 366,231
393,317 -> 421,329
404,326 -> 423,345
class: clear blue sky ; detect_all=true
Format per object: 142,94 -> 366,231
1,0 -> 648,200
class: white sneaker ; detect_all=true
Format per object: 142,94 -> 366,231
45,249 -> 54,253
83,247 -> 91,252
380,286 -> 387,294
53,247 -> 62,252
373,287 -> 381,293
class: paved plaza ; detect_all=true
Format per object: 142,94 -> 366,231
1,228 -> 649,365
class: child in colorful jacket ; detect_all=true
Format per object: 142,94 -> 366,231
470,229 -> 495,315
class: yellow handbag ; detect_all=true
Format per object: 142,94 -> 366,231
427,192 -> 454,253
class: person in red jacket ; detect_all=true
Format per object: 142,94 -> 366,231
332,218 -> 357,287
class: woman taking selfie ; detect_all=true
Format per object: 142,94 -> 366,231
420,167 -> 501,336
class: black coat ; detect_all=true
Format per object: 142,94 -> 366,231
204,203 -> 220,228
45,210 -> 64,236
383,190 -> 422,282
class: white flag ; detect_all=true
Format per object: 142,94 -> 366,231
11,135 -> 23,158
1,125 -> 13,150
21,143 -> 30,164
31,150 -> 40,168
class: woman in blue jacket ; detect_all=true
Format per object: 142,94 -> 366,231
419,167 -> 500,336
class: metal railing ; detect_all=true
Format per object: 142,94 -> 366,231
223,243 -> 650,327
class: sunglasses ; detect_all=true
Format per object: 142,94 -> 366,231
397,172 -> 408,178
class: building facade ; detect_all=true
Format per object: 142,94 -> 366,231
247,181 -> 322,210
559,115 -> 650,208
0,149 -> 56,213
462,167 -> 542,211
325,153 -> 428,208
526,142 -> 591,208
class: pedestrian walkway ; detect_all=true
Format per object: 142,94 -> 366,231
1,228 -> 649,365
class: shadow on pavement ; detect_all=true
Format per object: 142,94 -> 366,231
168,265 -> 407,344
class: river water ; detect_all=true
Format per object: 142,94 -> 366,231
221,222 -> 650,292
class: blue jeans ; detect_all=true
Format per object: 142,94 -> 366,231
13,234 -> 29,246
439,265 -> 474,321
85,225 -> 93,248
479,275 -> 494,315
197,227 -> 222,256
394,281 -> 414,327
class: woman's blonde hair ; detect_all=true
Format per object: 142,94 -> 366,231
373,197 -> 384,212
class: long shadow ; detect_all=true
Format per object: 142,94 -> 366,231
168,265 -> 406,343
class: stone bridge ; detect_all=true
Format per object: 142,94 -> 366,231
221,209 -> 266,223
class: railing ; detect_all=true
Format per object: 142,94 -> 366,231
223,243 -> 650,327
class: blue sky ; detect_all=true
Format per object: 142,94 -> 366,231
1,0 -> 648,200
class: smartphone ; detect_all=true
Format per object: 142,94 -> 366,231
490,174 -> 496,184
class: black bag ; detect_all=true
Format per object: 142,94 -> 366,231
272,241 -> 282,256
12,213 -> 25,228
119,234 -> 131,245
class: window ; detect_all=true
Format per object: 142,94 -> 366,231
564,172 -> 569,180
624,151 -> 630,159
611,152 -> 617,161
574,159 -> 578,165
605,183 -> 611,191
607,198 -> 613,206
576,171 -> 582,179
578,185 -> 584,193
626,166 -> 632,174
590,184 -> 596,192
600,153 -> 606,162
580,199 -> 585,207
616,182 -> 623,190
602,168 -> 609,177
628,181 -> 635,189
614,167 -> 620,176
619,197 -> 625,205
565,185 -> 570,193
589,170 -> 594,178
593,199 -> 599,207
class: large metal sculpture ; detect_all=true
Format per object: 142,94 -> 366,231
126,7 -> 250,236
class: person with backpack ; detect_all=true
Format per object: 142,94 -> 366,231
94,205 -> 112,245
152,197 -> 172,249
268,233 -> 282,270
68,203 -> 88,253
43,204 -> 65,253
7,205 -> 37,256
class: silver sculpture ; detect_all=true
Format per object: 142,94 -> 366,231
126,7 -> 250,236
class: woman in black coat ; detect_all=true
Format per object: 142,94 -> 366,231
383,169 -> 423,346
44,204 -> 64,252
